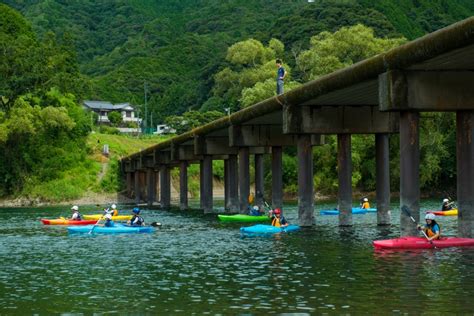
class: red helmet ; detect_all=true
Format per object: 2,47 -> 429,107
273,208 -> 281,215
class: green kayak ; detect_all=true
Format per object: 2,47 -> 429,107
218,214 -> 270,223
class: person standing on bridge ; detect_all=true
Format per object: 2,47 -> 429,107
276,59 -> 286,95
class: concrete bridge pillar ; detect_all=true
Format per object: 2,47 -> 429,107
376,133 -> 391,225
126,172 -> 132,197
297,135 -> 314,226
134,171 -> 141,205
202,155 -> 213,213
338,134 -> 352,226
239,147 -> 250,213
254,154 -> 264,210
146,168 -> 156,207
224,159 -> 229,210
457,111 -> 474,238
160,165 -> 171,209
272,146 -> 283,210
179,161 -> 188,211
400,112 -> 420,236
199,160 -> 204,209
227,154 -> 239,211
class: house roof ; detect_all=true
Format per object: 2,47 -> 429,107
83,100 -> 135,111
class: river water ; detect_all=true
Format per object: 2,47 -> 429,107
0,200 -> 473,314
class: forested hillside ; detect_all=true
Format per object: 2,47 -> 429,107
5,0 -> 473,122
1,1 -> 472,202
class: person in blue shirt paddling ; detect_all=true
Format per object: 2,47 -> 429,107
276,59 -> 286,95
269,208 -> 288,228
103,213 -> 114,227
128,207 -> 144,226
417,213 -> 441,240
249,205 -> 263,216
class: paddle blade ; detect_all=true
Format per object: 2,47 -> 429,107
150,222 -> 162,228
248,194 -> 254,204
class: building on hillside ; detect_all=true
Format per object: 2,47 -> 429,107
83,100 -> 141,133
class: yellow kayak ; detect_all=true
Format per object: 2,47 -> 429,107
427,209 -> 458,216
83,214 -> 133,221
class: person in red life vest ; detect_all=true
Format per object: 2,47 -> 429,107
269,208 -> 288,228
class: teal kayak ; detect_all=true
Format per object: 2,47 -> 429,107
218,214 -> 270,222
68,224 -> 154,234
240,224 -> 300,235
320,207 -> 376,215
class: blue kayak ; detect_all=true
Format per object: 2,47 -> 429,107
68,223 -> 154,234
240,224 -> 300,235
320,207 -> 375,215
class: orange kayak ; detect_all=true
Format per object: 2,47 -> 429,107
41,218 -> 98,225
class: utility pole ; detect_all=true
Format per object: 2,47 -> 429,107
144,81 -> 148,134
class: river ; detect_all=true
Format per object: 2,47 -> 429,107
0,200 -> 473,314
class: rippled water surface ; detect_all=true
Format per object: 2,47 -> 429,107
0,200 -> 473,314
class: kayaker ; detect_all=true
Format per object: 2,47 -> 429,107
360,198 -> 370,209
250,205 -> 263,216
417,213 -> 441,241
269,208 -> 288,228
110,204 -> 119,216
103,213 -> 115,227
70,205 -> 82,221
441,198 -> 453,211
129,207 -> 145,226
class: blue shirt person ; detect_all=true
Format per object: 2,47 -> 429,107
276,59 -> 286,95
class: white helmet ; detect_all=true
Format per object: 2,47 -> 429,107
425,213 -> 436,220
363,198 -> 368,202
105,214 -> 113,220
111,204 -> 117,209
443,198 -> 449,203
71,205 -> 79,211
253,206 -> 259,211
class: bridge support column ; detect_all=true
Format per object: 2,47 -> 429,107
376,134 -> 391,225
400,112 -> 420,236
224,159 -> 229,210
199,160 -> 204,209
126,172 -> 132,197
239,147 -> 250,213
227,154 -> 239,211
298,135 -> 314,226
134,171 -> 141,205
202,155 -> 213,213
180,161 -> 188,211
457,111 -> 474,238
272,146 -> 283,210
338,134 -> 352,226
160,165 -> 171,208
255,154 -> 264,210
146,168 -> 156,207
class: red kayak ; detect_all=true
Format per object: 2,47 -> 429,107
41,218 -> 98,225
373,236 -> 474,249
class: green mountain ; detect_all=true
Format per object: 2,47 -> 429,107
4,0 -> 473,123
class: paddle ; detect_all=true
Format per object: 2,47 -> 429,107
401,205 -> 436,248
88,216 -> 104,235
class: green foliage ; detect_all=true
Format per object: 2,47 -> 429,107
107,111 -> 123,126
296,24 -> 406,81
165,110 -> 225,134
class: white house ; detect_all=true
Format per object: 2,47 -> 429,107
83,100 -> 140,124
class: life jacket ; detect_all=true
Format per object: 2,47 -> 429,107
425,222 -> 441,239
72,212 -> 82,221
361,202 -> 370,209
112,209 -> 118,216
272,215 -> 286,227
131,215 -> 144,226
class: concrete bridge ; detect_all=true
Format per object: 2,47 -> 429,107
121,17 -> 474,237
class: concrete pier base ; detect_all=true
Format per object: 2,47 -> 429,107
227,155 -> 239,211
146,169 -> 156,207
376,134 -> 391,225
239,147 -> 250,213
338,134 -> 352,227
202,155 -> 213,213
179,161 -> 188,211
297,135 -> 314,226
160,165 -> 171,209
457,111 -> 474,238
399,112 -> 420,236
272,146 -> 283,210
254,154 -> 264,210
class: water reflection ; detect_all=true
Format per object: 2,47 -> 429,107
0,201 -> 472,314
